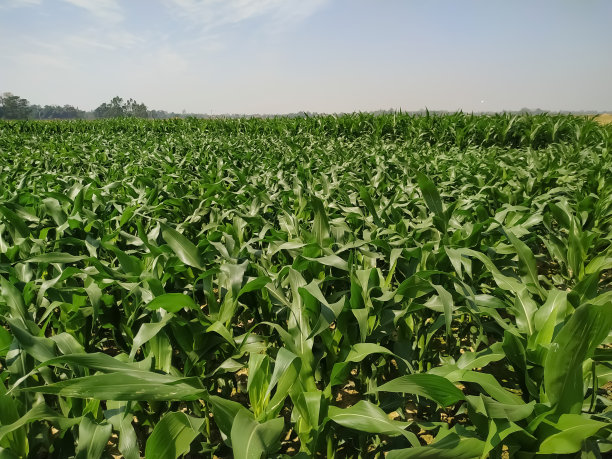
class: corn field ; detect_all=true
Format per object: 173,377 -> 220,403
0,113 -> 611,458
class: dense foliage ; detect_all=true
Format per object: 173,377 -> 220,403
0,113 -> 611,458
0,93 -> 155,121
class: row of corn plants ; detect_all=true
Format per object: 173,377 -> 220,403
0,113 -> 611,458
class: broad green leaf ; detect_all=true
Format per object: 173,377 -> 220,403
237,276 -> 271,297
0,327 -> 11,357
0,403 -> 80,443
0,205 -> 29,239
456,342 -> 506,370
7,317 -> 57,363
374,374 -> 465,406
20,372 -> 207,401
230,410 -> 284,459
0,276 -> 28,322
387,433 -> 485,459
311,196 -> 330,247
330,343 -> 400,387
481,419 -> 526,459
432,284 -> 454,336
416,171 -> 444,218
145,412 -> 205,459
104,401 -> 140,459
328,401 -> 418,446
27,252 -> 87,263
510,287 -> 537,335
532,289 -> 568,347
544,302 -> 612,414
75,417 -> 112,459
146,293 -> 198,313
303,254 -> 348,271
130,314 -> 173,359
538,414 -> 610,454
266,348 -> 300,417
466,395 -> 535,421
161,224 -> 203,269
359,186 -> 382,226
505,229 -> 542,295
208,396 -> 247,440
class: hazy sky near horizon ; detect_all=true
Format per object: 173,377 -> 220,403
1,0 -> 611,114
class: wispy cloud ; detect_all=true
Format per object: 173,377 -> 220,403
0,0 -> 42,9
61,0 -> 123,22
65,30 -> 144,51
163,0 -> 329,30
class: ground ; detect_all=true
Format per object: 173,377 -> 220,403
594,113 -> 612,125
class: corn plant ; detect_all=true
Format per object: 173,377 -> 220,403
0,113 -> 611,458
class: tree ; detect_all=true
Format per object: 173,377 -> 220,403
93,96 -> 148,119
0,92 -> 30,119
29,104 -> 85,120
124,98 -> 148,118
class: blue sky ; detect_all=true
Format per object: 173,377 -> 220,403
1,0 -> 611,114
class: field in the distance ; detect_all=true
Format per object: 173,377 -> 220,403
0,113 -> 611,458
595,113 -> 612,125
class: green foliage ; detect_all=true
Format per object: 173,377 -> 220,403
93,96 -> 149,119
0,113 -> 611,457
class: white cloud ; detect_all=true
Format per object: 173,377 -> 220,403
61,0 -> 123,22
163,0 -> 329,30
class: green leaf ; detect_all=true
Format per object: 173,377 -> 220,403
387,433 -> 485,459
481,419 -> 527,459
544,302 -> 612,414
0,205 -> 29,239
416,172 -> 444,218
208,396 -> 247,441
311,196 -> 330,247
237,276 -> 271,297
505,229 -> 542,296
27,252 -> 87,263
0,403 -> 80,444
510,287 -> 537,335
230,410 -> 284,459
130,314 -> 173,359
359,186 -> 382,226
104,401 -> 140,459
330,343 -> 400,387
30,352 -> 150,375
328,401 -> 418,446
432,284 -> 454,337
0,276 -> 28,322
20,372 -> 207,401
7,317 -> 57,363
538,414 -> 610,454
0,327 -> 11,357
161,224 -> 203,269
146,293 -> 198,313
345,342 -> 396,363
75,417 -> 112,459
456,342 -> 506,370
303,254 -> 348,271
374,374 -> 465,406
532,289 -> 568,346
145,412 -> 205,459
435,368 -> 523,405
466,395 -> 535,422
266,348 -> 300,418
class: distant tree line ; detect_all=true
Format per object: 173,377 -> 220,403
1,91 -> 609,120
0,92 -> 196,120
